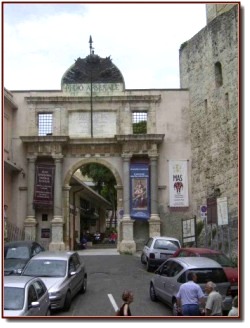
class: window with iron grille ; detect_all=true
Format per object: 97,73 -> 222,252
132,111 -> 147,134
38,113 -> 53,136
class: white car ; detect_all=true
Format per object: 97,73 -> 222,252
4,275 -> 50,317
141,236 -> 181,271
22,251 -> 87,311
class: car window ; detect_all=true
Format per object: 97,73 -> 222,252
23,259 -> 67,277
33,280 -> 46,298
178,251 -> 189,257
4,287 -> 25,310
161,261 -> 183,277
32,244 -> 44,256
146,238 -> 153,247
72,254 -> 80,269
204,253 -> 234,267
154,239 -> 179,251
69,258 -> 76,273
28,285 -> 38,305
189,268 -> 228,283
5,246 -> 30,259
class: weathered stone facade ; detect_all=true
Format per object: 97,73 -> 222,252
179,5 -> 239,256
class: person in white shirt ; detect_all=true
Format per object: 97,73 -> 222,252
228,296 -> 238,316
205,281 -> 223,316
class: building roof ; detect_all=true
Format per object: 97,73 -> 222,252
61,54 -> 125,85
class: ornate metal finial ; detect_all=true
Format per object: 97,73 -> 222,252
89,35 -> 94,54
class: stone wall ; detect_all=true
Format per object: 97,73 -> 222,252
179,5 -> 238,257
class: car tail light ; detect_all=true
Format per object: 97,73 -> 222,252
149,253 -> 155,259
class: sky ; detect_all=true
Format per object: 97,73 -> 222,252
3,2 -> 208,90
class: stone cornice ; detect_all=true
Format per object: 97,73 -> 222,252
115,134 -> 165,144
20,136 -> 69,143
24,95 -> 161,104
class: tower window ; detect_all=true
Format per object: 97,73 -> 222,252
132,111 -> 147,134
215,62 -> 223,87
38,113 -> 53,136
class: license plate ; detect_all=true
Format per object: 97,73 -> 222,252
160,254 -> 169,259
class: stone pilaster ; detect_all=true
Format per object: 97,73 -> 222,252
119,154 -> 136,254
24,156 -> 37,240
63,184 -> 71,251
149,155 -> 161,237
49,156 -> 65,251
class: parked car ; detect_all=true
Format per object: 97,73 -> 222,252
172,247 -> 238,297
149,257 -> 232,316
141,236 -> 181,271
21,251 -> 87,311
4,240 -> 45,275
4,275 -> 50,317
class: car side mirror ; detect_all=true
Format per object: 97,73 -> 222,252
69,271 -> 76,277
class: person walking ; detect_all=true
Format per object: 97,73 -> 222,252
176,271 -> 205,316
117,290 -> 134,316
205,281 -> 223,316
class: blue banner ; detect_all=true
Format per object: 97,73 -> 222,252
130,163 -> 150,220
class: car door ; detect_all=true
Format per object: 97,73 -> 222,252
33,279 -> 50,315
163,261 -> 184,304
25,283 -> 39,316
143,238 -> 153,259
153,261 -> 174,304
68,254 -> 82,297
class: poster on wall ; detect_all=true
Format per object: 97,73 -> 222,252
33,164 -> 55,209
169,160 -> 189,207
130,163 -> 150,219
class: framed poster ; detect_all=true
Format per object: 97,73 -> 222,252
169,160 -> 189,207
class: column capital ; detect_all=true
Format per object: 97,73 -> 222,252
121,153 -> 132,160
27,156 -> 37,162
148,153 -> 159,160
53,155 -> 64,162
63,184 -> 71,191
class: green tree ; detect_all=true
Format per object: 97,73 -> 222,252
80,164 -> 117,227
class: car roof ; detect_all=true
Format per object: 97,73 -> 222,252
178,247 -> 222,254
30,251 -> 76,260
170,256 -> 222,268
4,275 -> 37,287
4,240 -> 38,247
152,236 -> 180,241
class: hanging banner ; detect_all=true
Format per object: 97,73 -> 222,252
169,160 -> 189,207
33,164 -> 55,209
130,163 -> 150,219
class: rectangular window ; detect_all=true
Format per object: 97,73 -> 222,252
38,113 -> 53,136
132,111 -> 147,134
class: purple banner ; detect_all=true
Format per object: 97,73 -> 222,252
130,163 -> 150,220
33,164 -> 55,209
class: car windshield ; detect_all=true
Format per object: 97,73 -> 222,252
204,253 -> 235,267
5,246 -> 30,260
23,259 -> 67,277
4,287 -> 24,310
154,240 -> 179,251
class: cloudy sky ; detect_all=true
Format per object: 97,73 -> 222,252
3,2 -> 208,91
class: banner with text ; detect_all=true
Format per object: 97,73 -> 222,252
130,163 -> 150,219
169,160 -> 189,207
33,164 -> 55,209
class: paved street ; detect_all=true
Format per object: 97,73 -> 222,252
52,248 -> 172,317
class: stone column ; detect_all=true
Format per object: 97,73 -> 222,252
63,184 -> 71,251
149,155 -> 161,237
119,154 -> 136,254
24,156 -> 37,240
49,156 -> 65,251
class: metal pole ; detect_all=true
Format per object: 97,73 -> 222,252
90,70 -> 93,138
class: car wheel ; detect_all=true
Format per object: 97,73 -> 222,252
141,253 -> 146,264
80,275 -> 87,294
150,283 -> 158,302
63,290 -> 72,311
146,259 -> 152,272
172,299 -> 180,316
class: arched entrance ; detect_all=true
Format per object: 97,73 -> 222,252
63,158 -> 123,250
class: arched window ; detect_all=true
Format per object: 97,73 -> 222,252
215,62 -> 223,87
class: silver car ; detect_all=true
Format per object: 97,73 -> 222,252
141,236 -> 181,271
4,275 -> 50,317
22,251 -> 87,311
149,257 -> 232,315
